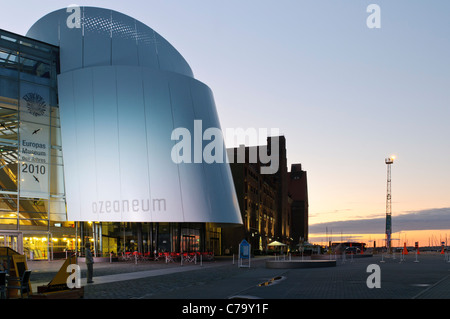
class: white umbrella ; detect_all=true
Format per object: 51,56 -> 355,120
268,241 -> 286,246
268,240 -> 287,254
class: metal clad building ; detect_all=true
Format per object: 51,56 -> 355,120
0,7 -> 241,258
27,7 -> 241,225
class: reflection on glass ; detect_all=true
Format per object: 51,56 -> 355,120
0,30 -> 63,231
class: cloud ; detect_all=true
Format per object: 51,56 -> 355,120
309,207 -> 450,234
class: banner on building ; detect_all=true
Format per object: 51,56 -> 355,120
18,83 -> 51,199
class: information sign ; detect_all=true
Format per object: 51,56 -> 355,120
238,239 -> 251,268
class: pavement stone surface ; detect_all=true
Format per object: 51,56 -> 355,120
26,253 -> 450,300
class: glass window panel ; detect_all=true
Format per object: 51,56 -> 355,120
19,59 -> 51,86
0,199 -> 17,218
50,148 -> 63,165
0,77 -> 19,103
49,198 -> 65,221
50,107 -> 61,148
19,222 -> 49,231
0,49 -> 19,77
1,34 -> 17,43
0,160 -> 18,192
0,29 -> 62,230
0,114 -> 19,145
19,198 -> 47,212
19,56 -> 51,78
23,234 -> 50,259
0,218 -> 16,225
18,212 -> 48,220
49,87 -> 58,108
18,197 -> 48,226
49,162 -> 65,196
19,39 -> 52,56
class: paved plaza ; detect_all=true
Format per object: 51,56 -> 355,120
26,252 -> 450,300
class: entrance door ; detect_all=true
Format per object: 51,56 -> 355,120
181,226 -> 202,252
0,232 -> 23,254
182,235 -> 195,252
210,237 -> 220,256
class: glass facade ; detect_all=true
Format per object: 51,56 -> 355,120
0,29 -> 74,259
75,222 -> 222,258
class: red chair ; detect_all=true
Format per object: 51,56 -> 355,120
154,252 -> 163,261
164,252 -> 174,263
142,252 -> 149,261
123,251 -> 133,261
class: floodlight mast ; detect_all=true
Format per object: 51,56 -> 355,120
385,156 -> 395,252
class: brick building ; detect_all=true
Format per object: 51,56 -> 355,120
222,136 -> 308,254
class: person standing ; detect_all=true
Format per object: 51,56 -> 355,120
85,242 -> 94,284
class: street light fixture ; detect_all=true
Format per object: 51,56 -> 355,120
385,155 -> 395,252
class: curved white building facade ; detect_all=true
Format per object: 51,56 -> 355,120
27,7 -> 242,225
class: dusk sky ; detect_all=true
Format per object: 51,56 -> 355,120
2,1 -> 449,246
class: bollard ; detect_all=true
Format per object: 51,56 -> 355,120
414,251 -> 419,263
400,251 -> 405,263
380,253 -> 385,263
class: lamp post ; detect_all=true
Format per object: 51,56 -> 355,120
385,156 -> 395,253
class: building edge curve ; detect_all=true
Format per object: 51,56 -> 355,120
26,6 -> 194,77
27,6 -> 243,226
